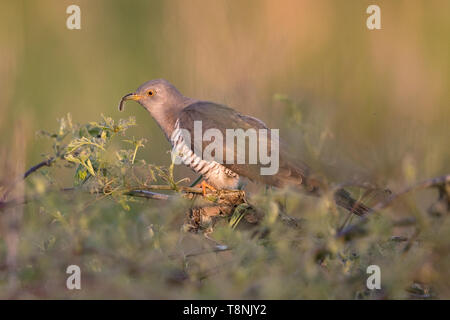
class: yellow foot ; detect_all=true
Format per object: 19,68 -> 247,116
196,181 -> 217,197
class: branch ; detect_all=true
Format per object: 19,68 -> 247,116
336,174 -> 450,239
23,157 -> 55,179
0,184 -> 244,211
370,174 -> 449,212
1,157 -> 56,203
125,190 -> 171,200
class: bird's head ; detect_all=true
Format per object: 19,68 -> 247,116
118,79 -> 184,113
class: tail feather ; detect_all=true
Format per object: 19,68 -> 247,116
334,188 -> 372,216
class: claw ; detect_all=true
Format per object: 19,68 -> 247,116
197,181 -> 217,196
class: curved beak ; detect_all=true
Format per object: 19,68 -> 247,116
118,93 -> 143,111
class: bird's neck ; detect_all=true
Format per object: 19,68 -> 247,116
148,97 -> 196,141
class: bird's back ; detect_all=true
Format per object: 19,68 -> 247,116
175,101 -> 371,215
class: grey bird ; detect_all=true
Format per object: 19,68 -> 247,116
119,79 -> 370,216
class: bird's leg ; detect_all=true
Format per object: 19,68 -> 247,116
196,180 -> 217,197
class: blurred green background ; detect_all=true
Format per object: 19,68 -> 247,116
1,0 -> 448,184
0,0 -> 449,299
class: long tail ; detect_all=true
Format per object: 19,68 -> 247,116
275,163 -> 373,216
333,188 -> 372,216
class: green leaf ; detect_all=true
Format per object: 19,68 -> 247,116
85,158 -> 96,176
75,165 -> 88,186
65,154 -> 81,164
229,203 -> 251,229
88,127 -> 101,137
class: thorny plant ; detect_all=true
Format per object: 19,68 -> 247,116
33,114 -> 193,210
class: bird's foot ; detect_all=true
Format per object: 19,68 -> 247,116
196,181 -> 217,197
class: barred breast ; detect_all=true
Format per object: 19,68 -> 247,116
170,119 -> 240,189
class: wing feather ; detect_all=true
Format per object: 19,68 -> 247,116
176,101 -> 312,190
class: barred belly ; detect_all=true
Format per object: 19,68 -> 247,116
170,120 -> 240,189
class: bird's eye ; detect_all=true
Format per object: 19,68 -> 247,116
147,90 -> 155,96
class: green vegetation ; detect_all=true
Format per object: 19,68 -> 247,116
0,114 -> 448,299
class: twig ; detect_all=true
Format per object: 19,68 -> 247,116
23,157 -> 55,179
126,190 -> 171,200
1,157 -> 55,202
169,245 -> 231,260
0,184 -> 244,211
337,174 -> 450,239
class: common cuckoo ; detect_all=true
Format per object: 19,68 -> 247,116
119,79 -> 370,216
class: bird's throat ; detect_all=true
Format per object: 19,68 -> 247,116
147,100 -> 192,141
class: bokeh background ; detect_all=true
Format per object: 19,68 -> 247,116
1,0 -> 449,183
0,0 -> 449,299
